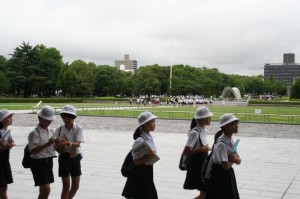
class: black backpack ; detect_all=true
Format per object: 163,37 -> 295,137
22,144 -> 32,168
201,139 -> 226,185
22,128 -> 40,169
121,151 -> 134,177
121,136 -> 145,177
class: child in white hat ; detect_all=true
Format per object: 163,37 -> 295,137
122,111 -> 159,199
28,105 -> 57,199
0,109 -> 15,199
206,113 -> 241,199
54,105 -> 84,199
183,106 -> 213,199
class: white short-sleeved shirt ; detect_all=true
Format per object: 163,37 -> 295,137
54,123 -> 84,155
28,125 -> 56,159
131,131 -> 156,160
0,129 -> 13,143
212,133 -> 234,164
185,125 -> 209,150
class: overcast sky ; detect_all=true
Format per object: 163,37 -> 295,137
1,0 -> 300,76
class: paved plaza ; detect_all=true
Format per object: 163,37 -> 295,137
5,113 -> 300,198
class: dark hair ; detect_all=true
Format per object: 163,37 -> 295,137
133,127 -> 142,140
60,113 -> 76,119
0,122 -> 3,130
214,128 -> 224,144
190,118 -> 197,130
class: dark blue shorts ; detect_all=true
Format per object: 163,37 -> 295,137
30,158 -> 54,186
58,153 -> 82,177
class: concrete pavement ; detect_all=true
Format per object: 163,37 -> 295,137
4,113 -> 300,198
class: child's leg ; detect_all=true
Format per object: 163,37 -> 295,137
0,186 -> 8,199
68,176 -> 80,199
61,176 -> 70,199
38,184 -> 50,199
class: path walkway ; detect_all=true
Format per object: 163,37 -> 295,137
5,113 -> 300,199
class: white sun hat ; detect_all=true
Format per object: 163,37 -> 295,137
219,113 -> 239,127
194,106 -> 213,119
138,111 -> 157,127
60,105 -> 77,117
37,105 -> 56,121
0,109 -> 14,122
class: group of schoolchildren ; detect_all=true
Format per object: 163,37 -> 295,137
0,105 -> 84,199
0,104 -> 240,199
122,107 -> 241,199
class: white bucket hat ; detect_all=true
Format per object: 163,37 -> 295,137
194,106 -> 213,119
219,113 -> 239,127
37,105 -> 56,121
0,109 -> 14,122
60,105 -> 77,117
138,111 -> 157,127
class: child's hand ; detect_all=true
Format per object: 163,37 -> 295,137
147,150 -> 156,159
202,145 -> 211,152
229,153 -> 240,163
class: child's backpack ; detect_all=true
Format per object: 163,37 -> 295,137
121,150 -> 133,177
121,136 -> 145,177
22,128 -> 41,169
179,128 -> 200,171
201,139 -> 226,185
22,144 -> 32,168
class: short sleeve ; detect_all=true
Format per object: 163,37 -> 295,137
131,137 -> 145,160
28,130 -> 40,151
213,142 -> 228,163
76,126 -> 84,143
185,130 -> 198,148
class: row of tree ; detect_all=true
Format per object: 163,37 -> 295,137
0,42 -> 294,98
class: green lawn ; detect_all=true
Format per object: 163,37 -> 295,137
77,105 -> 300,124
1,102 -> 300,124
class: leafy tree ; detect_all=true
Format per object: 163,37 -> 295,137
0,55 -> 6,72
35,45 -> 64,97
0,72 -> 10,94
290,77 -> 300,99
133,66 -> 162,96
61,60 -> 96,97
5,42 -> 63,97
243,76 -> 264,96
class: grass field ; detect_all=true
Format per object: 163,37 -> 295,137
1,102 -> 300,124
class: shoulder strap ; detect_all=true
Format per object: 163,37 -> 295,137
58,125 -> 62,137
139,135 -> 146,141
35,127 -> 42,145
191,128 -> 202,148
217,139 -> 226,144
211,138 -> 227,153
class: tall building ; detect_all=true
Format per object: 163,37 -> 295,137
115,54 -> 137,72
283,53 -> 295,65
264,53 -> 300,86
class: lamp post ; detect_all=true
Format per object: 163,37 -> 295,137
170,64 -> 172,97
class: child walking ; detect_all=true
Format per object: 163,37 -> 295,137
182,106 -> 213,199
122,111 -> 159,199
28,105 -> 57,199
0,110 -> 15,199
205,113 -> 241,199
54,105 -> 84,199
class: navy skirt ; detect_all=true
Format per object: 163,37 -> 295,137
122,164 -> 158,199
183,152 -> 207,191
0,149 -> 13,187
206,165 -> 240,199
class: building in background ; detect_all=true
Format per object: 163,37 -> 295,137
264,53 -> 300,96
264,53 -> 300,85
115,54 -> 137,72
